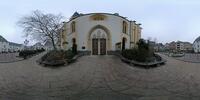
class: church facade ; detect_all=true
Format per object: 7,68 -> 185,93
60,12 -> 142,55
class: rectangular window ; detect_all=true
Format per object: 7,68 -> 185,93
122,21 -> 127,34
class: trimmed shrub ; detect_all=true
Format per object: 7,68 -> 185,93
64,50 -> 75,59
121,49 -> 137,60
19,48 -> 45,59
72,44 -> 77,54
40,50 -> 76,66
122,39 -> 157,62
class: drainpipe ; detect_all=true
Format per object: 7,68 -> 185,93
129,21 -> 132,48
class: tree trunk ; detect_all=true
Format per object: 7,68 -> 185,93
51,38 -> 57,50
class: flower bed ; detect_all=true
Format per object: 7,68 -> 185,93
121,49 -> 166,68
38,50 -> 77,67
120,39 -> 166,68
120,54 -> 166,68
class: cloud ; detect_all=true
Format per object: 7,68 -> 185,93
1,0 -> 200,44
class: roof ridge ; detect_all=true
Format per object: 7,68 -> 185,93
0,35 -> 8,42
194,36 -> 200,42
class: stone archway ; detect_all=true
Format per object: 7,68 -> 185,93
87,25 -> 111,55
91,29 -> 107,55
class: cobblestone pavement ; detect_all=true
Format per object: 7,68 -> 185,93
176,53 -> 200,63
0,53 -> 23,63
0,53 -> 200,100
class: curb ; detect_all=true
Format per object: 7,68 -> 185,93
114,53 -> 166,68
0,59 -> 24,63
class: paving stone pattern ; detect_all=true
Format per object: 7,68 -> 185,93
176,53 -> 200,63
0,53 -> 23,63
0,53 -> 200,100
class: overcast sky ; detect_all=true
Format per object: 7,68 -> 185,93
0,0 -> 200,44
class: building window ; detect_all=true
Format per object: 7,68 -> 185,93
94,17 -> 104,20
91,14 -> 106,21
122,21 -> 128,34
71,21 -> 76,33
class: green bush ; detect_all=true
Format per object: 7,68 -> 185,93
122,39 -> 155,62
136,47 -> 148,62
19,48 -> 45,59
72,44 -> 77,54
64,50 -> 75,59
121,49 -> 137,60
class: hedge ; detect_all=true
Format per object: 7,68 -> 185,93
19,48 -> 45,59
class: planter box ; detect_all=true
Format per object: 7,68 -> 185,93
38,53 -> 82,67
121,56 -> 166,68
43,60 -> 66,66
110,51 -> 166,68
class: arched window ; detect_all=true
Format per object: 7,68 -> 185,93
91,14 -> 106,21
122,21 -> 127,34
71,21 -> 76,33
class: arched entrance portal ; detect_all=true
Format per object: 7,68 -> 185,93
91,29 -> 107,55
88,25 -> 111,55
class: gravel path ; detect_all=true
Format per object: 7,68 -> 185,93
0,53 -> 200,100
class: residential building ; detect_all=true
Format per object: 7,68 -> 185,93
32,42 -> 44,50
176,41 -> 184,51
9,42 -> 24,52
183,42 -> 193,52
0,35 -> 24,53
44,40 -> 53,51
193,36 -> 200,53
166,41 -> 176,51
166,41 -> 193,52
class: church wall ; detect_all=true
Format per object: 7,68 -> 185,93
62,13 -> 142,52
67,14 -> 131,51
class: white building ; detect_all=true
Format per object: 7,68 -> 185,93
60,12 -> 142,55
166,41 -> 193,52
0,35 -> 24,53
193,36 -> 200,53
8,42 -> 24,52
44,40 -> 54,51
0,42 -> 9,53
176,41 -> 184,51
32,42 -> 44,50
0,35 -> 9,53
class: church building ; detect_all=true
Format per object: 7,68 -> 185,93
60,12 -> 142,55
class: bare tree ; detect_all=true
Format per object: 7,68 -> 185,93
18,10 -> 64,50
